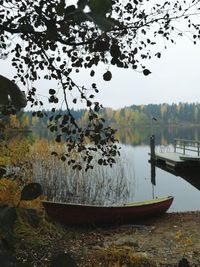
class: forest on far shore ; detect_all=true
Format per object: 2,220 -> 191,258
2,102 -> 200,130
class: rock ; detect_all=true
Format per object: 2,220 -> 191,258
112,236 -> 139,249
135,252 -> 148,258
120,224 -> 150,231
81,246 -> 88,255
51,252 -> 77,267
178,257 -> 190,267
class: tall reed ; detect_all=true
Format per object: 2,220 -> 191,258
31,140 -> 135,205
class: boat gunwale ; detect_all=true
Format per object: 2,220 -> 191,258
42,196 -> 174,209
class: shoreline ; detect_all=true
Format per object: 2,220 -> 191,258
15,210 -> 200,266
76,211 -> 200,266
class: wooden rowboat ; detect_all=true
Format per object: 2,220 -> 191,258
42,196 -> 174,226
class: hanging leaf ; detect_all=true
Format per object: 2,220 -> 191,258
87,100 -> 92,107
110,44 -> 121,58
20,183 -> 43,201
103,70 -> 112,81
90,70 -> 95,77
49,89 -> 56,95
94,40 -> 110,52
143,69 -> 151,76
98,159 -> 103,165
155,52 -> 161,58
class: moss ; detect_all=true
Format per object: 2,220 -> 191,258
0,179 -> 66,249
86,246 -> 156,267
0,155 -> 11,165
14,207 -> 65,249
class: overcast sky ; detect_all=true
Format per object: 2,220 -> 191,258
92,38 -> 200,108
65,37 -> 200,109
1,35 -> 200,110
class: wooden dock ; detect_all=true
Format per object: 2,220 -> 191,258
153,152 -> 185,167
150,136 -> 200,168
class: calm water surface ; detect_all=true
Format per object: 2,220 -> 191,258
125,144 -> 200,212
33,126 -> 200,212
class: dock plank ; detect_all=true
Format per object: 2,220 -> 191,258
152,152 -> 200,167
155,152 -> 184,163
152,152 -> 185,167
149,137 -> 200,168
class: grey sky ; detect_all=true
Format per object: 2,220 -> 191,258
0,33 -> 200,110
59,39 -> 199,110
68,37 -> 200,109
1,0 -> 200,110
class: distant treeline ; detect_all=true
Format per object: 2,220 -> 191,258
2,102 -> 200,131
102,102 -> 200,126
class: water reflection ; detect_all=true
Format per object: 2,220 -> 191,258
126,145 -> 200,212
149,134 -> 200,191
30,125 -> 200,146
152,161 -> 200,191
28,126 -> 200,211
117,126 -> 200,146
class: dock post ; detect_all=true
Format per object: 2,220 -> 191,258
150,135 -> 156,187
150,135 -> 155,159
151,161 -> 156,186
174,139 -> 176,153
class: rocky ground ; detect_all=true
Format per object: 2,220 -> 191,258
73,212 -> 200,266
17,211 -> 200,266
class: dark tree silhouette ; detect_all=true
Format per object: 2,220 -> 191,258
0,75 -> 27,111
0,0 -> 200,169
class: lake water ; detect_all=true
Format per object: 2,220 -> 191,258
33,126 -> 200,212
124,144 -> 200,212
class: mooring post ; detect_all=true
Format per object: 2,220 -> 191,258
150,134 -> 155,159
150,135 -> 156,188
151,161 -> 156,186
174,139 -> 176,153
183,140 -> 186,155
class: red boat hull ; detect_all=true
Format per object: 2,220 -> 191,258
42,196 -> 174,226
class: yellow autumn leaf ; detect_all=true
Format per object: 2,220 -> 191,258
175,230 -> 182,241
